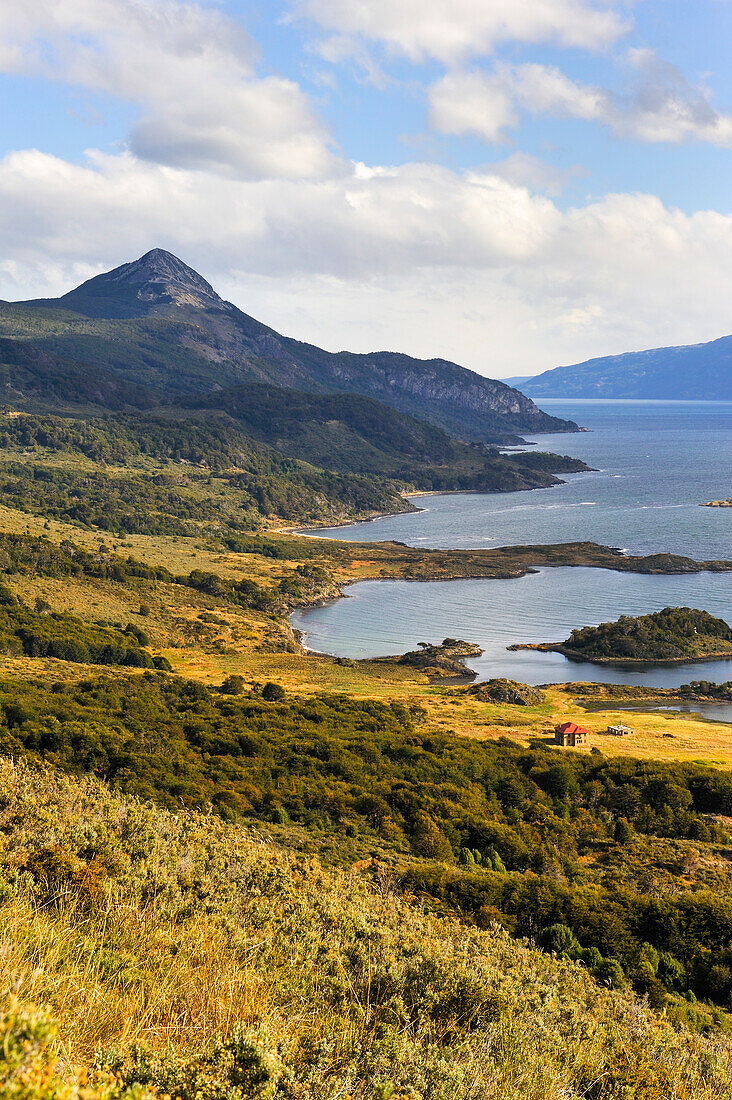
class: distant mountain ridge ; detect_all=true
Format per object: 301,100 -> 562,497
521,334 -> 732,400
2,249 -> 578,442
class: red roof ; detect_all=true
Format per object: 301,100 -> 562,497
555,721 -> 590,736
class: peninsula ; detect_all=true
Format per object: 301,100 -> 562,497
368,637 -> 483,679
512,607 -> 732,666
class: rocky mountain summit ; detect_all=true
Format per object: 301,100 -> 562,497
48,248 -> 226,318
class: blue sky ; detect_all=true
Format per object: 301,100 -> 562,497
0,0 -> 730,377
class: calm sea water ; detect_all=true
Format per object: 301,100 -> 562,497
292,401 -> 732,689
311,400 -> 732,560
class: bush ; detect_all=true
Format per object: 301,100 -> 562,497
220,675 -> 246,695
0,596 -> 154,668
3,763 -> 732,1100
261,682 -> 285,703
99,1024 -> 281,1100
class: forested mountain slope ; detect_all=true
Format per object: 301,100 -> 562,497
2,249 -> 579,441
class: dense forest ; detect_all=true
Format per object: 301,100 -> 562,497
557,607 -> 732,662
0,446 -> 404,535
4,669 -> 732,1013
0,408 -> 588,532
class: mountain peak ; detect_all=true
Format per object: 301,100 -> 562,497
123,248 -> 216,290
54,248 -> 224,319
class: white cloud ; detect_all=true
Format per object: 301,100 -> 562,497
488,153 -> 586,197
0,0 -> 336,179
0,151 -> 561,277
510,63 -> 607,121
619,48 -> 732,145
428,56 -> 732,148
426,65 -> 606,143
295,0 -> 630,64
0,0 -> 729,378
428,72 -> 517,143
0,147 -> 730,376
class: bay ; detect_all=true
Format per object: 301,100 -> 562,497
292,401 -> 732,687
292,568 -> 732,688
311,400 -> 732,560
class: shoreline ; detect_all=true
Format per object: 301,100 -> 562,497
509,641 -> 732,668
286,499 -> 424,538
282,488 -> 496,538
283,480 -> 581,539
290,555 -> 732,675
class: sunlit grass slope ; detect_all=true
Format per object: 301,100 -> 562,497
3,759 -> 732,1100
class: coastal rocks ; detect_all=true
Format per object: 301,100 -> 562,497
371,637 -> 483,679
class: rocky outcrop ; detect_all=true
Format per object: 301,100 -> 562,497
468,678 -> 546,705
370,638 -> 483,679
50,249 -> 226,318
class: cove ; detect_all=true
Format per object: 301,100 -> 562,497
308,400 -> 732,561
291,566 -> 732,688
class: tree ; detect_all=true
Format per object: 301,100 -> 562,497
614,817 -> 634,845
261,682 -> 286,702
544,924 -> 580,958
411,812 -> 453,862
221,674 -> 246,695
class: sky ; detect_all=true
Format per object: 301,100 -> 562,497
0,1 -> 730,378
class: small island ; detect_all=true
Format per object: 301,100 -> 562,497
510,606 -> 732,665
702,498 -> 732,507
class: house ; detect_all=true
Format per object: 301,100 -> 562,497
554,721 -> 589,747
606,723 -> 634,736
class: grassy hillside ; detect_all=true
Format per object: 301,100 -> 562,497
5,667 -> 732,1009
0,490 -> 731,1097
4,760 -> 732,1100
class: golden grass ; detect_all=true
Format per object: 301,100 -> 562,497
421,686 -> 732,768
0,503 -> 290,582
4,760 -> 732,1100
169,647 -> 429,695
0,498 -> 730,770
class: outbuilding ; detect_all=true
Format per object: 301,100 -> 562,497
607,723 -> 634,736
